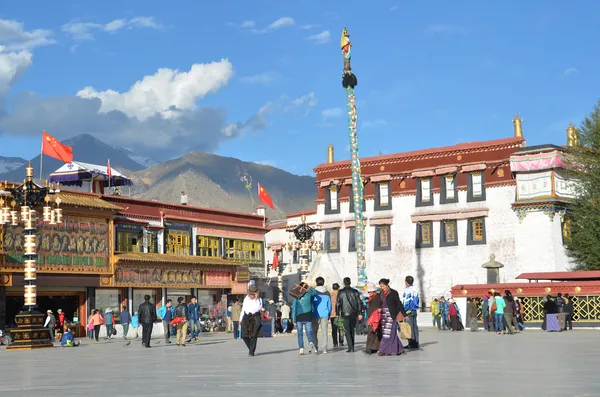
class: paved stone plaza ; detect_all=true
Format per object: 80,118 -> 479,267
0,329 -> 599,397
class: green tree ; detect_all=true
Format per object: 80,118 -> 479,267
566,100 -> 600,270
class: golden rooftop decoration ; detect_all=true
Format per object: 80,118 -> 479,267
513,113 -> 523,138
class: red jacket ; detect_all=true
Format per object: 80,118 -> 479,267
449,303 -> 458,317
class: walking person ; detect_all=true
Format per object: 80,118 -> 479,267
90,309 -> 104,342
564,295 -> 574,330
482,294 -> 491,331
104,309 -> 115,340
240,284 -> 263,357
292,281 -> 317,355
336,277 -> 363,353
120,306 -> 131,340
280,301 -> 291,334
364,283 -> 382,355
138,294 -> 158,348
187,296 -> 201,342
131,312 -> 140,338
431,298 -> 441,330
439,297 -> 450,330
158,299 -> 174,343
503,291 -> 517,334
87,310 -> 95,340
230,299 -> 242,339
330,283 -> 344,348
312,277 -> 332,354
44,310 -> 57,342
402,276 -> 420,349
467,298 -> 478,331
174,297 -> 189,347
378,279 -> 407,356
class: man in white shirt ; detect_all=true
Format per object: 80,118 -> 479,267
180,191 -> 188,206
280,301 -> 291,333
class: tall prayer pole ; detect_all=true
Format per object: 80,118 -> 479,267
340,28 -> 367,285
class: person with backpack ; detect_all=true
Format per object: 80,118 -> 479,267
312,277 -> 332,354
492,292 -> 506,334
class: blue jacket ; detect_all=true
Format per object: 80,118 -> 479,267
120,310 -> 131,324
61,330 -> 73,346
439,301 -> 449,315
292,288 -> 317,323
188,303 -> 200,321
312,287 -> 332,319
105,312 -> 114,325
131,314 -> 139,328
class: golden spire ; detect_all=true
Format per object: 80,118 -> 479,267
340,27 -> 349,49
327,143 -> 335,163
512,113 -> 523,138
567,121 -> 579,147
25,161 -> 34,181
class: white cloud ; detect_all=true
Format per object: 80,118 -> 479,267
285,92 -> 317,116
77,59 -> 233,121
0,19 -> 54,51
301,24 -> 319,30
267,17 -> 295,30
239,20 -> 256,29
0,50 -> 32,96
321,107 -> 343,119
424,24 -> 467,35
240,72 -> 278,85
389,5 -> 400,11
563,67 -> 579,77
62,17 -> 162,41
308,30 -> 330,44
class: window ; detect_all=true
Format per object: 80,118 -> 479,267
292,249 -> 299,264
440,175 -> 458,204
562,218 -> 572,246
325,185 -> 340,214
416,178 -> 433,207
415,222 -> 433,248
197,236 -> 220,257
117,230 -> 143,252
467,218 -> 486,245
325,229 -> 340,253
468,172 -> 486,202
167,231 -> 191,255
95,289 -> 122,318
375,225 -> 391,251
225,239 -> 263,261
348,227 -> 356,252
375,182 -> 392,211
440,220 -> 458,247
144,230 -> 159,253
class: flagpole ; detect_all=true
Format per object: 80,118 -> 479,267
108,159 -> 111,194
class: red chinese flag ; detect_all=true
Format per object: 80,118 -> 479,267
272,250 -> 279,272
257,183 -> 275,210
107,159 -> 112,177
42,131 -> 73,164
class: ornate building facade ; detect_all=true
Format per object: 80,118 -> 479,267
0,192 -> 267,334
266,116 -> 579,306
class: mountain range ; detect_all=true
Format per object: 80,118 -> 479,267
0,134 -> 316,217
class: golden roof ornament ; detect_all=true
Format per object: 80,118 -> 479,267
327,143 -> 335,163
512,113 -> 523,138
567,121 -> 579,147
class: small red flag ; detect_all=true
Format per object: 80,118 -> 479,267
107,159 -> 112,177
42,131 -> 73,164
257,183 -> 275,210
272,250 -> 279,272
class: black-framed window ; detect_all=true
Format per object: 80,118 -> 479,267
440,220 -> 458,247
348,227 -> 356,252
375,182 -> 392,211
440,175 -> 458,204
325,185 -> 340,214
416,178 -> 433,207
349,188 -> 366,213
415,222 -> 433,248
374,225 -> 391,251
292,249 -> 299,264
467,172 -> 486,202
325,228 -> 340,253
467,217 -> 487,245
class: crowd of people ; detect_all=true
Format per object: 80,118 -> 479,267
235,275 -> 421,357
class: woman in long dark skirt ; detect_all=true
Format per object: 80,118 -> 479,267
377,279 -> 406,356
240,285 -> 263,356
364,284 -> 382,355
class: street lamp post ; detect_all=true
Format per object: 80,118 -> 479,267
284,215 -> 322,282
0,162 -> 62,350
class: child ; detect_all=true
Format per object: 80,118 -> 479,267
131,311 -> 140,338
61,327 -> 80,347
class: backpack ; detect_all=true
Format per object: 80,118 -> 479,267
491,299 -> 497,312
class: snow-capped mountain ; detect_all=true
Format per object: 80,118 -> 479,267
0,156 -> 27,174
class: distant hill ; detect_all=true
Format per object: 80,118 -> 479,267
0,134 -> 158,182
0,155 -> 26,175
128,152 -> 316,217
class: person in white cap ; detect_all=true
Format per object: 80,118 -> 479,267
44,310 -> 56,342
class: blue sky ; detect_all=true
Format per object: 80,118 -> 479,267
0,1 -> 599,175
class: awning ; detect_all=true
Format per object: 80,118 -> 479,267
49,161 -> 133,187
115,252 -> 235,266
